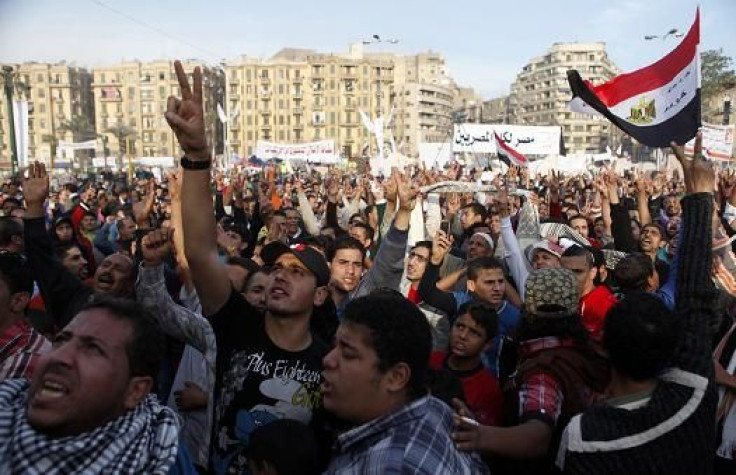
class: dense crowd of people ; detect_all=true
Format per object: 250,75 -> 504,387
0,60 -> 733,474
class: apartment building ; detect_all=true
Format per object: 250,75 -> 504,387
0,62 -> 94,169
91,60 -> 223,160
510,42 -> 620,155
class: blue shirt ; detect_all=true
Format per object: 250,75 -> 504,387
326,395 -> 488,474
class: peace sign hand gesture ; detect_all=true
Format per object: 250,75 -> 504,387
165,60 -> 209,161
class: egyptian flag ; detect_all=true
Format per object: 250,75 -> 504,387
494,132 -> 528,167
567,8 -> 700,147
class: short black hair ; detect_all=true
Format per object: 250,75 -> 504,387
467,256 -> 504,280
561,245 -> 594,268
604,291 -> 679,380
223,222 -> 251,244
343,290 -> 431,400
456,301 -> 498,342
53,241 -> 84,263
462,202 -> 488,222
245,419 -> 320,475
411,240 -> 432,253
328,235 -> 366,262
0,251 -> 33,294
2,197 -> 21,208
614,253 -> 654,291
641,222 -> 666,238
79,296 -> 163,381
351,222 -> 374,242
226,256 -> 260,275
0,216 -> 23,246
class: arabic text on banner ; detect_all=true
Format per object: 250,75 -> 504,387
452,124 -> 561,156
255,139 -> 338,163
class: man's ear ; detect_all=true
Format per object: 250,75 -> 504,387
123,376 -> 153,410
313,286 -> 328,307
383,362 -> 411,394
467,279 -> 476,293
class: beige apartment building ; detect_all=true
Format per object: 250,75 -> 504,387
510,42 -> 620,155
0,62 -> 94,170
91,60 -> 224,161
225,45 -> 460,159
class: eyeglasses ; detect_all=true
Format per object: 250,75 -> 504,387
408,252 -> 429,263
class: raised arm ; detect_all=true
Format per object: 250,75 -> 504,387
138,228 -> 215,359
352,171 -> 416,297
670,133 -> 718,376
164,61 -> 230,316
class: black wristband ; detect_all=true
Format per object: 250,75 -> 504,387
180,156 -> 211,170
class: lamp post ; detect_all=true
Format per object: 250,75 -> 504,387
2,66 -> 19,175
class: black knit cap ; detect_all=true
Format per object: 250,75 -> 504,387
261,241 -> 330,286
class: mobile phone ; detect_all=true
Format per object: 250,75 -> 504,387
440,220 -> 451,234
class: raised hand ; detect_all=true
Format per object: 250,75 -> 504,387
395,170 -> 419,211
383,172 -> 398,203
22,161 -> 50,206
671,132 -> 715,194
141,227 -> 172,267
132,179 -> 155,227
216,224 -> 241,257
431,229 -> 454,265
164,60 -> 209,161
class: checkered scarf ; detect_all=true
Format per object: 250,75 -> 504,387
0,379 -> 179,474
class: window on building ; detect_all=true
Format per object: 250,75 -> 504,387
279,130 -> 285,140
38,88 -> 45,98
246,70 -> 252,81
279,115 -> 285,125
37,73 -> 44,82
247,131 -> 253,141
278,84 -> 284,94
247,115 -> 253,125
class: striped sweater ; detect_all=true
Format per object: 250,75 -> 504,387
556,193 -> 717,474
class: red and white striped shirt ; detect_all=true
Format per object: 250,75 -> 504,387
0,319 -> 51,380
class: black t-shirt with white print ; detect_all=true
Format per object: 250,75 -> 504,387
208,290 -> 329,474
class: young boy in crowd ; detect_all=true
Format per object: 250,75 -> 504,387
430,302 -> 504,426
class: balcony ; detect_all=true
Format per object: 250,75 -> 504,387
292,76 -> 303,84
293,92 -> 303,99
260,90 -> 271,98
260,76 -> 270,84
293,107 -> 303,114
293,124 -> 303,130
261,124 -> 271,130
311,121 -> 325,127
260,109 -> 270,115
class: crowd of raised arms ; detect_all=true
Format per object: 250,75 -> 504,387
0,60 -> 734,475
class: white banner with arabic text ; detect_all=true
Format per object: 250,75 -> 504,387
452,124 -> 561,156
255,139 -> 338,163
685,122 -> 734,160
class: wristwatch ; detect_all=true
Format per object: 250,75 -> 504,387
180,156 -> 211,170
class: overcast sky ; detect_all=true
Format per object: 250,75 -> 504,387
1,0 -> 733,98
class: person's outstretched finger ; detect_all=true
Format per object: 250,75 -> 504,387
174,60 -> 192,100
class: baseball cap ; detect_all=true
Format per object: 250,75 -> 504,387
526,239 -> 564,263
524,268 -> 579,318
261,241 -> 330,286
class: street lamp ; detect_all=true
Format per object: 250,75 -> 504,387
644,28 -> 684,40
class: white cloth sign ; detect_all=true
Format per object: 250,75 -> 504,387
453,124 -> 561,156
685,122 -> 735,160
255,140 -> 338,163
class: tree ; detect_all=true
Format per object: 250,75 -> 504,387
105,123 -> 136,162
701,49 -> 736,103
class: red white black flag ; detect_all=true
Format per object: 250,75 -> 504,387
494,132 -> 528,167
567,8 -> 701,147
